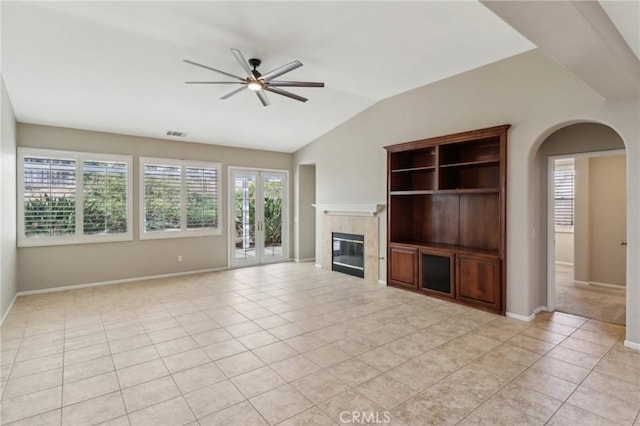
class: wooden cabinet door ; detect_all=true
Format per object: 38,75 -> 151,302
388,245 -> 418,289
456,255 -> 500,312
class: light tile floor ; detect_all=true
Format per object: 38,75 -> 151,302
0,263 -> 638,425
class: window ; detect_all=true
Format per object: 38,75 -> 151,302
18,148 -> 133,246
554,163 -> 575,229
140,158 -> 221,239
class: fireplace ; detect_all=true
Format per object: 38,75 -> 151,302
332,232 -> 365,278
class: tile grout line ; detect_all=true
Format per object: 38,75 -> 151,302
99,308 -> 129,426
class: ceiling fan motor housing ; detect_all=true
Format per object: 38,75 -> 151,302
249,58 -> 262,78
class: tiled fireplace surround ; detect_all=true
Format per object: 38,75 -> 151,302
316,205 -> 382,283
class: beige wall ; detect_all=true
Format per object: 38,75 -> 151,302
555,232 -> 574,265
294,164 -> 316,261
17,124 -> 294,291
588,155 -> 626,286
1,76 -> 18,320
293,49 -> 640,346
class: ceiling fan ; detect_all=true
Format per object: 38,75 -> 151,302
184,48 -> 324,106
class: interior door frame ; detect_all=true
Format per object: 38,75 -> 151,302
546,149 -> 625,311
228,166 -> 289,268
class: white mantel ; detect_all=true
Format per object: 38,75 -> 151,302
312,204 -> 384,216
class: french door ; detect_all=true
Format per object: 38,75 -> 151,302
229,168 -> 288,267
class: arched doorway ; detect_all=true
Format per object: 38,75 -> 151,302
534,123 -> 626,324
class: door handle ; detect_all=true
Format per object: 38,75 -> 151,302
621,242 -> 627,246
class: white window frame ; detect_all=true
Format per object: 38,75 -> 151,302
139,157 -> 222,240
18,148 -> 133,247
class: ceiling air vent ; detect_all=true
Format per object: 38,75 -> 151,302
166,130 -> 187,137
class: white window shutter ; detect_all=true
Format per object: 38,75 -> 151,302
23,156 -> 77,238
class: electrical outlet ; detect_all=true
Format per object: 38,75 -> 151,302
177,255 -> 183,262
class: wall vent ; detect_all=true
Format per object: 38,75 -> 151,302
166,130 -> 187,137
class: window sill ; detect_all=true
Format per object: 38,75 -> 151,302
18,233 -> 133,248
139,229 -> 222,240
555,226 -> 574,234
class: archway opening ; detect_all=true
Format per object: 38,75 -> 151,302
534,122 -> 626,324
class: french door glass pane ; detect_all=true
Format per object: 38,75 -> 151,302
234,173 -> 257,263
263,174 -> 284,260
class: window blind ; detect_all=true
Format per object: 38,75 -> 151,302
554,168 -> 574,226
23,156 -> 77,238
186,166 -> 219,229
143,164 -> 182,232
83,160 -> 128,235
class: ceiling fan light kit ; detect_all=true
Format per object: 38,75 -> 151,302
184,48 -> 324,106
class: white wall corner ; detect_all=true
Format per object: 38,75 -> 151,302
506,311 -> 535,322
378,280 -> 387,285
624,340 -> 640,351
0,293 -> 17,327
506,306 -> 549,322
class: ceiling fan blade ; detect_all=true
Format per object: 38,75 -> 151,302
220,86 -> 247,100
185,82 -> 244,84
183,59 -> 245,82
267,81 -> 324,88
260,60 -> 303,81
256,90 -> 270,106
230,48 -> 254,78
264,87 -> 308,103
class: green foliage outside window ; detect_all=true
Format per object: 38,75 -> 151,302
143,175 -> 181,231
24,194 -> 75,237
24,172 -> 127,237
234,179 -> 282,248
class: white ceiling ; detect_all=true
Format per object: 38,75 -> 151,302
3,1 -> 637,153
1,1 -> 537,152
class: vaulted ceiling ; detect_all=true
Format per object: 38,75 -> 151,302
1,1 -> 637,153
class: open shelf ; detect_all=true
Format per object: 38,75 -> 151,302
390,147 -> 435,171
439,160 -> 499,168
439,138 -> 500,166
439,164 -> 499,190
390,168 -> 435,192
392,165 -> 436,173
436,188 -> 499,194
390,190 -> 436,196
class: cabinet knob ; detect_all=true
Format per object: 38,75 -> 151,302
621,242 -> 627,246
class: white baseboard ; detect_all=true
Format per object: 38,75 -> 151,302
314,264 -> 322,268
506,311 -> 534,321
294,258 -> 315,263
506,306 -> 549,322
0,293 -> 18,327
555,261 -> 574,266
573,280 -> 625,289
17,266 -> 228,296
624,340 -> 640,351
378,280 -> 387,285
588,281 -> 625,289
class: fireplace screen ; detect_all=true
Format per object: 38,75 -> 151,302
332,232 -> 365,278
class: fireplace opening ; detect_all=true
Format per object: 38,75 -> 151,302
332,232 -> 365,278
